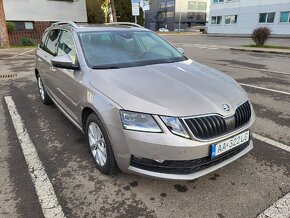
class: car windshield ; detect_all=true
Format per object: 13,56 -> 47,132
78,31 -> 186,69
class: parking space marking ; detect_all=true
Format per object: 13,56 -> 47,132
253,133 -> 290,153
1,49 -> 35,61
257,192 -> 290,218
4,96 -> 65,218
239,83 -> 290,96
173,43 -> 229,50
225,65 -> 290,76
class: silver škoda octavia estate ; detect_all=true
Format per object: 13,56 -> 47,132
35,22 -> 255,180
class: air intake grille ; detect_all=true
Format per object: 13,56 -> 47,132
184,101 -> 251,140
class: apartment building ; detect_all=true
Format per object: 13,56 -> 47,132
208,0 -> 290,36
145,0 -> 210,31
3,0 -> 87,44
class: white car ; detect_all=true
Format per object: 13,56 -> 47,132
159,28 -> 169,33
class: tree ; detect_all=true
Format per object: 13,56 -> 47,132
0,0 -> 10,48
110,0 -> 117,22
86,0 -> 107,23
115,0 -> 144,25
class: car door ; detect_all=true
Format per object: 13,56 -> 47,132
36,31 -> 49,86
50,30 -> 81,122
42,29 -> 62,97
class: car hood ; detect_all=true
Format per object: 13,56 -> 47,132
89,59 -> 248,117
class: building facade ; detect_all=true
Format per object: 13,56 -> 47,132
145,0 -> 210,31
208,0 -> 290,36
3,0 -> 87,44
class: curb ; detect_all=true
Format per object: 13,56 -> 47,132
230,47 -> 290,55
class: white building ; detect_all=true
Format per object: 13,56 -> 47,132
208,0 -> 290,36
3,0 -> 87,44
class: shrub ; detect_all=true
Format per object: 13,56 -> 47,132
251,27 -> 271,46
20,37 -> 36,46
6,22 -> 16,33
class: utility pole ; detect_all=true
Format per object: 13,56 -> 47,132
0,0 -> 10,48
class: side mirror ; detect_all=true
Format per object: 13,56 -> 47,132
51,55 -> 79,70
177,47 -> 185,55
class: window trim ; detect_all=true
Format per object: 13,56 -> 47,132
280,11 -> 290,23
211,16 -> 222,25
224,15 -> 238,25
259,12 -> 276,24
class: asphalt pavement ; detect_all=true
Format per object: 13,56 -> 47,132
0,35 -> 289,218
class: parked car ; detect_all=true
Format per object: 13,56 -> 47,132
159,28 -> 169,33
35,22 -> 255,180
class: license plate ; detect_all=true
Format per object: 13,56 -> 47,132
211,130 -> 250,158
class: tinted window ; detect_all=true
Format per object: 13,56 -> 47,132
46,29 -> 61,56
58,31 -> 77,64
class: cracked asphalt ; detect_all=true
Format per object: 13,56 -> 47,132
0,35 -> 289,218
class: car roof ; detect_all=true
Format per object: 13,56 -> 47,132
49,22 -> 150,33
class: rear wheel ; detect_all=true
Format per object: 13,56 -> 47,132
86,113 -> 117,175
37,74 -> 52,105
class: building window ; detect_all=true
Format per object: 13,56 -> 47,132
225,15 -> 237,24
211,16 -> 222,24
188,12 -> 206,21
12,21 -> 34,31
159,2 -> 165,9
166,12 -> 174,18
166,1 -> 174,8
259,12 -> 275,23
213,0 -> 224,3
188,1 -> 207,11
280,11 -> 290,23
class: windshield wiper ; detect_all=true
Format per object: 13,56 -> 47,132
92,66 -> 121,69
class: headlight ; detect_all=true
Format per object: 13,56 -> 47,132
120,110 -> 162,133
160,116 -> 190,139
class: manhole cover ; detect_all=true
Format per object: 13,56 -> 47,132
0,73 -> 18,78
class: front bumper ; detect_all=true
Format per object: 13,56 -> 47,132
114,113 -> 255,180
128,140 -> 253,180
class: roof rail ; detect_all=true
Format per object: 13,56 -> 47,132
107,22 -> 143,28
52,21 -> 78,28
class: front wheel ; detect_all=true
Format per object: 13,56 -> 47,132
37,74 -> 52,105
86,113 -> 117,175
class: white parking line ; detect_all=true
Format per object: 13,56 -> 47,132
4,96 -> 65,218
226,65 -> 290,76
2,49 -> 35,60
239,83 -> 290,96
257,192 -> 290,218
253,133 -> 290,153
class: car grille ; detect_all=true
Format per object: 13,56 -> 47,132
184,101 -> 251,140
130,141 -> 250,175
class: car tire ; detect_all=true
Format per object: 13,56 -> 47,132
86,113 -> 117,175
37,74 -> 52,105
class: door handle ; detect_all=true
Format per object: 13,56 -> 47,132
37,58 -> 42,62
50,66 -> 56,72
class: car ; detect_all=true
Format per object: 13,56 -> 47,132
35,21 -> 255,180
159,28 -> 169,33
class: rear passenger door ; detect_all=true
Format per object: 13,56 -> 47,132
42,29 -> 62,96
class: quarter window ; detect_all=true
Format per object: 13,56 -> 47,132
259,12 -> 275,23
57,31 -> 77,64
280,11 -> 290,23
213,0 -> 224,3
46,29 -> 62,56
225,15 -> 238,24
39,31 -> 48,50
211,16 -> 222,24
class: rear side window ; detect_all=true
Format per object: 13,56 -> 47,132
39,31 -> 48,50
46,29 -> 61,56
